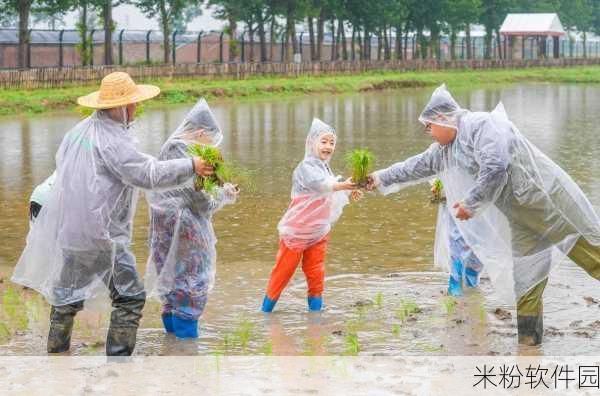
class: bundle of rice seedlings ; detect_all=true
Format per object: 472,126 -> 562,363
345,148 -> 375,188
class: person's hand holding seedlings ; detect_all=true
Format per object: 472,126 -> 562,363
334,177 -> 357,191
192,157 -> 214,177
453,201 -> 473,221
365,173 -> 380,191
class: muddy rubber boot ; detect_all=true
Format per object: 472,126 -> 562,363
172,316 -> 199,339
161,313 -> 174,334
447,260 -> 464,297
307,296 -> 323,311
47,302 -> 83,353
517,314 -> 543,346
261,295 -> 277,313
106,326 -> 139,356
47,320 -> 74,353
105,292 -> 145,356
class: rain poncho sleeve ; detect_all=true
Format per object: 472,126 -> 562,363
375,143 -> 443,195
277,118 -> 349,251
460,116 -> 510,215
98,131 -> 194,190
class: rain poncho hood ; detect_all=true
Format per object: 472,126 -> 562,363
170,98 -> 223,146
418,84 -> 466,129
145,99 -> 236,306
277,118 -> 349,250
12,110 -> 195,306
377,85 -> 600,304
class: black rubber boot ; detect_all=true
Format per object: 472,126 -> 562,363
105,292 -> 145,356
517,314 -> 543,346
47,301 -> 84,353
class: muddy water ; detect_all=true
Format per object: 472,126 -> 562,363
0,84 -> 598,356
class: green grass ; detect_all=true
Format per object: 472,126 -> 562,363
4,66 -> 600,117
346,148 -> 375,187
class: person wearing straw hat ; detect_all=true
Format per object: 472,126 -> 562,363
11,72 -> 215,356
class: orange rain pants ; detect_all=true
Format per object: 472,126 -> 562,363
265,235 -> 330,301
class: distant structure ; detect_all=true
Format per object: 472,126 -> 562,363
500,13 -> 566,59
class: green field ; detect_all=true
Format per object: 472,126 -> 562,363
2,66 -> 600,117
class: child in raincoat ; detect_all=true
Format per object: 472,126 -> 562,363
431,178 -> 483,296
146,99 -> 238,339
261,118 -> 362,312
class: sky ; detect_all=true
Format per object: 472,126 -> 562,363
38,4 -> 225,32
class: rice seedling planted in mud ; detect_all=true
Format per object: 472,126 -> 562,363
374,292 -> 384,309
346,149 -> 375,188
394,299 -> 421,323
441,296 -> 458,315
345,333 -> 360,355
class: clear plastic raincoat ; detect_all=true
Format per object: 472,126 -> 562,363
433,182 -> 483,281
145,99 -> 237,320
277,118 -> 350,251
376,85 -> 600,304
12,110 -> 195,306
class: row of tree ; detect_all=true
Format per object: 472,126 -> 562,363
2,0 -> 600,68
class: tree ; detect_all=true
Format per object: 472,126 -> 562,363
444,0 -> 481,60
479,0 -> 514,59
0,0 -> 70,68
560,0 -> 594,58
210,0 -> 246,61
132,0 -> 202,63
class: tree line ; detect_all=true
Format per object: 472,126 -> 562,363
1,0 -> 600,68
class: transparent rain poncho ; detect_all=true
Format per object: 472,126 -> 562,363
145,99 -> 236,317
376,85 -> 600,304
433,182 -> 483,280
277,118 -> 350,251
11,110 -> 195,306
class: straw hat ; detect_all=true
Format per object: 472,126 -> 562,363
77,72 -> 160,109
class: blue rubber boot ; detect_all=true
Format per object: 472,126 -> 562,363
465,267 -> 480,288
307,296 -> 323,311
261,295 -> 277,313
172,316 -> 199,339
447,259 -> 464,297
161,313 -> 174,333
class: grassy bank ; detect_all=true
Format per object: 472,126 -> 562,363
2,66 -> 600,117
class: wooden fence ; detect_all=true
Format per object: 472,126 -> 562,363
1,58 -> 600,89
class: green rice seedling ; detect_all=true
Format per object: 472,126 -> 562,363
233,319 -> 254,352
187,143 -> 253,196
441,296 -> 458,316
374,292 -> 384,309
2,287 -> 28,330
344,333 -> 360,355
391,324 -> 401,336
346,148 -> 375,187
394,299 -> 421,323
416,342 -> 443,353
258,340 -> 273,356
429,178 -> 446,204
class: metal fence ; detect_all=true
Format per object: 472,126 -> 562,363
2,28 -> 600,69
